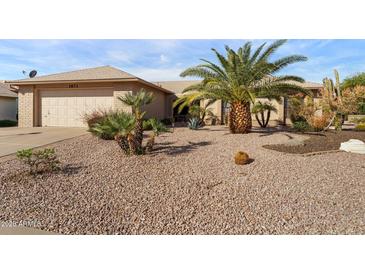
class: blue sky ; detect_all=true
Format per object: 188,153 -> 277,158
1,39 -> 365,83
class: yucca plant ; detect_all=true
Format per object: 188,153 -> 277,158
174,40 -> 309,134
143,118 -> 170,152
251,101 -> 278,128
118,89 -> 154,153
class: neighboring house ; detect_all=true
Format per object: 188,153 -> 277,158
155,80 -> 323,125
0,82 -> 17,121
7,66 -> 174,127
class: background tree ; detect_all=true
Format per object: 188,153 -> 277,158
174,39 -> 309,134
251,101 -> 277,128
342,72 -> 365,90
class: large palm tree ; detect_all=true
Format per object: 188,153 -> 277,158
118,89 -> 154,153
174,40 -> 310,133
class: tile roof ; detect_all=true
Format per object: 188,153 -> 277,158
7,66 -> 137,83
155,79 -> 322,94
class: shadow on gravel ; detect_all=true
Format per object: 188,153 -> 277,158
61,164 -> 84,175
151,141 -> 212,156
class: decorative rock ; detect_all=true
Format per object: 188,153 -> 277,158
234,151 -> 249,165
340,139 -> 365,154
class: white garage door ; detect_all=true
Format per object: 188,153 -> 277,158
41,89 -> 114,127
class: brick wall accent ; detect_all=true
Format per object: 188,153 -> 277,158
18,86 -> 34,127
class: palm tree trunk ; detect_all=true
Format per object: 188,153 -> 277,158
260,111 -> 266,128
127,134 -> 138,155
145,134 -> 155,153
229,102 -> 252,133
264,110 -> 271,128
134,118 -> 144,152
115,135 -> 130,155
255,113 -> 264,127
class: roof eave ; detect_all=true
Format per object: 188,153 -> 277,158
6,78 -> 174,94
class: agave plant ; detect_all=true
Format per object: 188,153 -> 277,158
187,117 -> 201,130
118,89 -> 154,153
188,103 -> 215,126
251,101 -> 278,128
174,40 -> 309,134
143,118 -> 170,152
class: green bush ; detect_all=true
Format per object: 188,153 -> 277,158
0,120 -> 17,127
292,121 -> 310,132
355,123 -> 365,131
16,148 -> 60,175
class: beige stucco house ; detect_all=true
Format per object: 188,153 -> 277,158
7,66 -> 174,127
155,80 -> 322,126
7,65 -> 322,128
0,82 -> 17,121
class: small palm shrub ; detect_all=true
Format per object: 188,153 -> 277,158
187,117 -> 201,130
292,121 -> 310,132
143,118 -> 170,152
252,101 -> 277,128
90,112 -> 136,154
16,148 -> 60,175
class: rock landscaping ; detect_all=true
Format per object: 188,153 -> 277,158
264,130 -> 365,154
0,126 -> 364,234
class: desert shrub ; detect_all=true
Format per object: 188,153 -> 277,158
308,115 -> 331,131
288,97 -> 306,123
82,109 -> 110,128
292,121 -> 310,132
0,120 -> 17,127
355,123 -> 365,131
187,117 -> 201,130
350,117 -> 365,124
16,148 -> 60,175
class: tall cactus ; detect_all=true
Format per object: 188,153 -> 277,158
322,69 -> 343,131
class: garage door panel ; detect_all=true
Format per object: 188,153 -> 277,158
41,89 -> 114,127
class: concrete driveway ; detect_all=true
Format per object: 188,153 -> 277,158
0,127 -> 87,157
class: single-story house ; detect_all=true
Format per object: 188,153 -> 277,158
7,66 -> 175,127
0,82 -> 18,121
7,65 -> 322,128
154,80 -> 323,126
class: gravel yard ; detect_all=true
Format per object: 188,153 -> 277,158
1,126 -> 364,234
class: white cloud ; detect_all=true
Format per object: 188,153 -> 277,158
159,54 -> 169,63
127,67 -> 185,81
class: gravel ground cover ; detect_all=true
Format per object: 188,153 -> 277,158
1,126 -> 364,234
264,130 -> 365,154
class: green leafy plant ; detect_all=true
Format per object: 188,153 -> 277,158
292,121 -> 310,132
82,109 -> 110,128
143,118 -> 170,152
342,72 -> 365,90
90,112 -> 136,155
118,89 -> 154,153
173,39 -> 308,134
251,101 -> 277,128
188,104 -> 216,126
187,117 -> 201,130
16,148 -> 60,175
